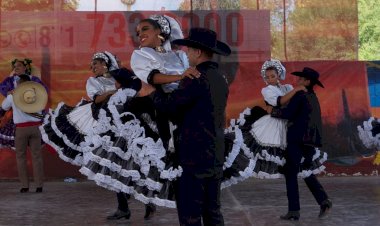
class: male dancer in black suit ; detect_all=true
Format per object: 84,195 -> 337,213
150,27 -> 231,225
267,67 -> 332,220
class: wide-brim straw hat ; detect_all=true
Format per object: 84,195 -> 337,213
13,81 -> 47,113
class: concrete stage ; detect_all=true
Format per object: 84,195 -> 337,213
0,176 -> 379,226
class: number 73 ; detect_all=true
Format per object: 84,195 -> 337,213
86,13 -> 126,48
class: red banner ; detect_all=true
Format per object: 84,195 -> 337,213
0,10 -> 270,106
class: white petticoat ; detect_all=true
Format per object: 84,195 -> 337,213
358,117 -> 380,149
250,115 -> 287,149
67,103 -> 98,134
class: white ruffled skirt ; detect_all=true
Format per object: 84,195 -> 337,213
78,89 -> 256,208
358,117 -> 380,149
78,89 -> 183,208
223,107 -> 328,181
39,99 -> 96,166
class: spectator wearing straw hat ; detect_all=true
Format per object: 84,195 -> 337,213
1,74 -> 47,193
0,58 -> 47,150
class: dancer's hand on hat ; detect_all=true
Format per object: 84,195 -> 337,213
181,67 -> 201,79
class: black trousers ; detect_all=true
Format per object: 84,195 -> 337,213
174,171 -> 224,226
155,111 -> 171,150
116,192 -> 130,212
284,143 -> 329,211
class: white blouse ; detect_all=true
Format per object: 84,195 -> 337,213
261,84 -> 293,106
131,47 -> 189,93
251,83 -> 293,149
2,95 -> 42,124
86,76 -> 116,100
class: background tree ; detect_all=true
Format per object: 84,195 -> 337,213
209,0 -> 358,61
277,0 -> 357,61
358,0 -> 380,60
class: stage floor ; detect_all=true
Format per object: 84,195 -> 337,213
0,176 -> 379,226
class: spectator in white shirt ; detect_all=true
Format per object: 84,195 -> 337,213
1,74 -> 46,193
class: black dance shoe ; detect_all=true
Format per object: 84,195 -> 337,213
144,204 -> 156,220
280,211 -> 300,221
20,188 -> 29,193
36,187 -> 43,193
319,199 -> 332,218
106,209 -> 131,220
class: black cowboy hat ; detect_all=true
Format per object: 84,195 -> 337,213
172,28 -> 231,56
110,68 -> 142,92
291,67 -> 324,88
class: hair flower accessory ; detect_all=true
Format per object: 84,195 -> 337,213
261,59 -> 286,81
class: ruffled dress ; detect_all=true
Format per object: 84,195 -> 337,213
225,84 -> 328,180
79,88 -> 182,208
79,48 -> 189,208
132,48 -> 256,195
39,75 -> 116,165
358,117 -> 380,149
78,48 -> 253,208
0,75 -> 46,149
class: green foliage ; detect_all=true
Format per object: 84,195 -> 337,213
271,0 -> 358,60
181,0 -> 359,61
358,0 -> 380,60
